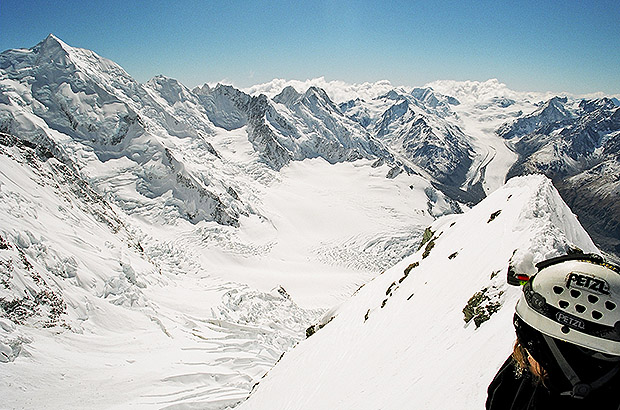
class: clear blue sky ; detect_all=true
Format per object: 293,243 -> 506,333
1,0 -> 619,94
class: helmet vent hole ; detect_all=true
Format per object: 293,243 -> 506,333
588,295 -> 599,304
553,286 -> 564,295
570,289 -> 582,298
559,300 -> 570,309
575,304 -> 586,314
592,311 -> 603,320
606,301 -> 616,311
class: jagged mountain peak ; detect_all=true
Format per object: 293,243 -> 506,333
497,95 -> 575,140
540,95 -> 569,112
578,96 -> 618,113
272,85 -> 302,105
304,85 -> 328,98
195,82 -> 251,131
27,34 -> 132,83
192,82 -> 211,95
270,84 -> 346,118
145,74 -> 195,105
411,87 -> 440,106
203,83 -> 252,103
411,86 -> 460,108
214,82 -> 241,93
377,89 -> 406,101
301,85 -> 341,112
1,34 -> 73,73
36,33 -> 69,52
148,73 -> 176,83
30,34 -> 78,60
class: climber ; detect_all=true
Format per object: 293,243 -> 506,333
487,253 -> 620,410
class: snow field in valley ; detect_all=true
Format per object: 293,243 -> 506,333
1,124 -> 448,409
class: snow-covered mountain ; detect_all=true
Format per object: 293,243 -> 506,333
339,87 -> 480,200
0,34 -> 243,227
496,96 -> 576,140
194,83 -> 390,170
498,96 -> 620,254
195,79 -> 517,204
0,35 -> 618,410
238,175 -> 598,410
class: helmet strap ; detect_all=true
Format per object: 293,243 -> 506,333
542,334 -> 620,399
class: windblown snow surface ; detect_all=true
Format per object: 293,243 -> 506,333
239,175 -> 598,410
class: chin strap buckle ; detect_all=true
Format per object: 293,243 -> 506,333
561,383 -> 591,399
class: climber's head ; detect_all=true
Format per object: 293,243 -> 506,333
513,254 -> 620,396
515,253 -> 620,356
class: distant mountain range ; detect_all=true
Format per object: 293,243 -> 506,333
500,96 -> 620,254
0,34 -> 618,409
2,34 -> 618,251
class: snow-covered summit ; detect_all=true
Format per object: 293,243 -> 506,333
497,96 -> 576,140
411,86 -> 460,109
33,33 -> 72,59
239,175 -> 598,410
272,85 -> 302,106
145,74 -> 199,106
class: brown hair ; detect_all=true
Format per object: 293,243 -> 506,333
512,339 -> 548,384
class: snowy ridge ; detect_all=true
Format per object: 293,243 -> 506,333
196,83 -> 390,171
239,175 -> 598,410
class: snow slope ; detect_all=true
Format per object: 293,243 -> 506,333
0,126 -> 451,409
239,175 -> 598,410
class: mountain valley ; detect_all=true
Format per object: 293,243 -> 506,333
0,35 -> 618,409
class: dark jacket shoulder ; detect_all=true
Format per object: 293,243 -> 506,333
486,357 -> 547,410
486,355 -> 620,410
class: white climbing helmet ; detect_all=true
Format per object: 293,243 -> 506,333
515,254 -> 620,356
